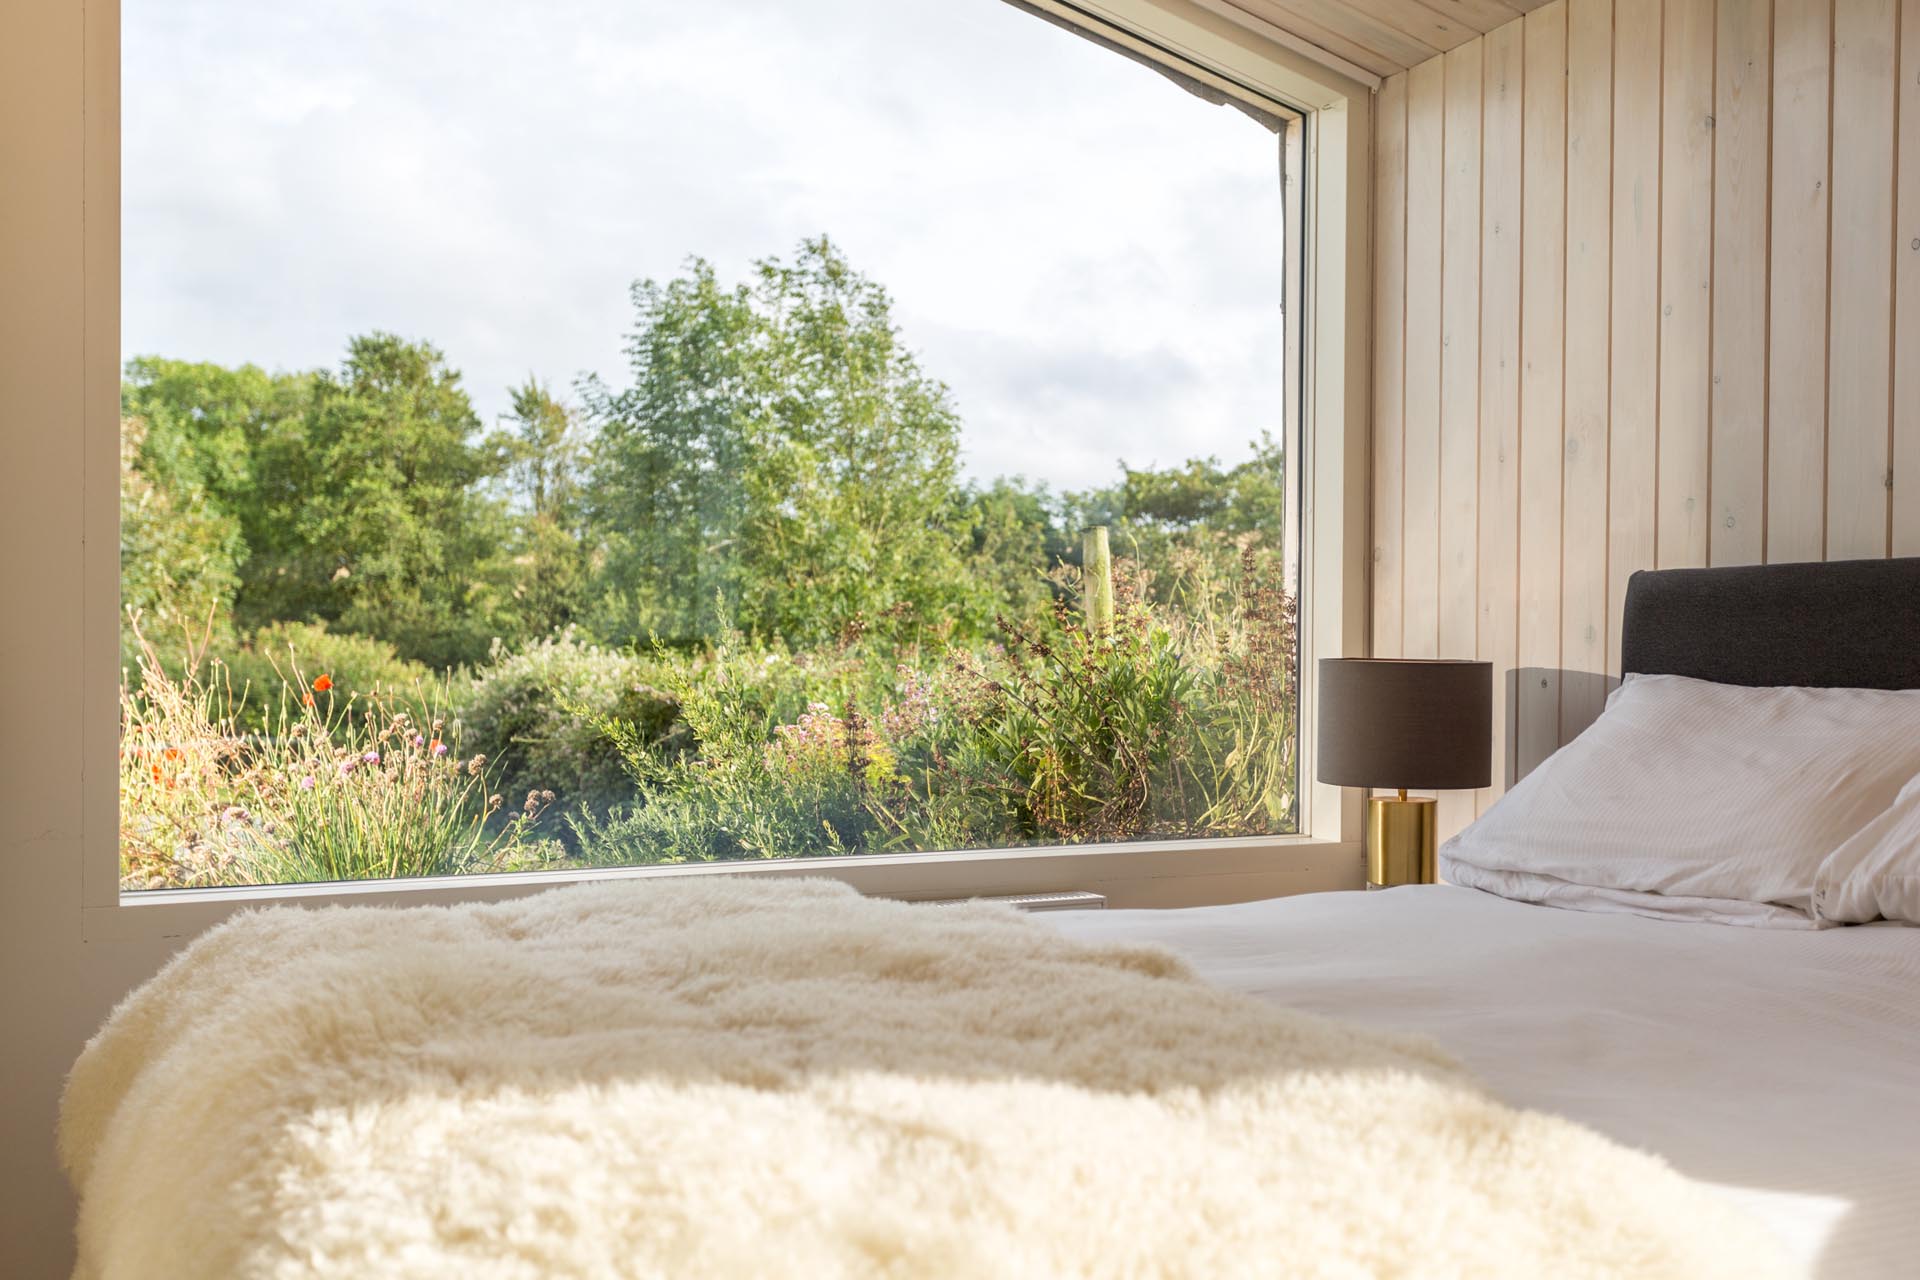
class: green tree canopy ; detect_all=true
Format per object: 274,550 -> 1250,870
233,333 -> 517,668
582,237 -> 992,649
489,379 -> 592,640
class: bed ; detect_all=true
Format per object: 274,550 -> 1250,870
61,557 -> 1920,1279
1077,557 -> 1920,1278
1049,885 -> 1920,1278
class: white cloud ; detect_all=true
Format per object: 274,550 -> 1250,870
124,0 -> 1287,491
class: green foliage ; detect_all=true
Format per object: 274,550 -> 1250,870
119,628 -> 559,889
120,416 -> 244,668
573,547 -> 1297,866
582,237 -> 995,650
488,380 -> 594,639
239,333 -> 518,668
452,630 -> 680,841
122,356 -> 311,521
117,239 -> 1302,887
218,620 -> 432,732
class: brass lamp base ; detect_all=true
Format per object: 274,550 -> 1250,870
1366,792 -> 1437,888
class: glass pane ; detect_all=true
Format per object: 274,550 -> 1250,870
119,0 -> 1300,890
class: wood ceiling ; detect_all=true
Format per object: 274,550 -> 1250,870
1191,0 -> 1551,81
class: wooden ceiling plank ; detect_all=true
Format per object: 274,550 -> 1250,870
1225,0 -> 1449,69
1417,0 -> 1528,35
1184,0 -> 1408,77
1325,0 -> 1486,51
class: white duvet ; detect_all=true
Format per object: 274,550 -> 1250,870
1052,885 -> 1920,1280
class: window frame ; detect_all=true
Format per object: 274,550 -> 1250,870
77,0 -> 1377,941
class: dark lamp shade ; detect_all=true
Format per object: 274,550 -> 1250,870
1316,658 -> 1493,791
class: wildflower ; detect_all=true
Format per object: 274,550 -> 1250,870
299,776 -> 316,790
467,753 -> 487,777
412,734 -> 425,747
303,693 -> 315,707
362,751 -> 380,764
312,674 -> 333,693
431,740 -> 448,757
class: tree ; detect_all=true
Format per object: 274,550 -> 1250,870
582,237 -> 994,649
119,414 -> 244,667
240,333 -> 517,668
1119,432 -> 1286,537
491,379 -> 592,640
960,477 -> 1071,623
120,358 -> 317,664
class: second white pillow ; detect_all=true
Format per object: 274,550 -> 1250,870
1813,774 -> 1920,925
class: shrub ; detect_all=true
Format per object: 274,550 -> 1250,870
452,630 -> 680,842
217,620 -> 432,733
574,544 -> 1298,865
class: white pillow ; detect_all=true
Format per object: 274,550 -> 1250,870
1813,774 -> 1920,925
1440,674 -> 1920,925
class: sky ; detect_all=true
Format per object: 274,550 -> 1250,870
123,0 -> 1288,493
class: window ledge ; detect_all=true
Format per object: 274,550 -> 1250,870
86,835 -> 1365,942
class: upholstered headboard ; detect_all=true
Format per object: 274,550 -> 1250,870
1620,557 -> 1920,690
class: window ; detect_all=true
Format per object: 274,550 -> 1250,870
116,0 -> 1314,893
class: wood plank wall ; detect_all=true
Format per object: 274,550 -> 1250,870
1370,0 -> 1920,834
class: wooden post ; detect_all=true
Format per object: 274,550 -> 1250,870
1082,526 -> 1114,635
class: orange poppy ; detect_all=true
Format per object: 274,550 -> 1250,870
312,674 -> 334,692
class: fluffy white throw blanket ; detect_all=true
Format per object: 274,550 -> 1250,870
62,879 -> 1783,1279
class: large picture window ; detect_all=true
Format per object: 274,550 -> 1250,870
117,0 -> 1305,891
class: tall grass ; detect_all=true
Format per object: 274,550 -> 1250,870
120,620 -> 560,888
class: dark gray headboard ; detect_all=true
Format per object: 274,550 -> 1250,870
1620,557 -> 1920,690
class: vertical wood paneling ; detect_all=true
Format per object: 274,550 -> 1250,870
1372,0 -> 1920,796
1479,19 -> 1525,807
1440,43 -> 1485,663
1657,0 -> 1714,569
1405,56 -> 1447,657
1827,0 -> 1899,559
1767,0 -> 1832,562
1373,76 -> 1409,654
1607,0 -> 1662,675
1899,0 -> 1920,555
1561,0 -> 1613,740
1517,0 -> 1568,779
1439,43 -> 1484,837
1711,0 -> 1772,566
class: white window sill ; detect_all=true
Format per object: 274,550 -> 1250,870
86,835 -> 1365,942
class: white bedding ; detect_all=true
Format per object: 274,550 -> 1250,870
1051,885 -> 1920,1280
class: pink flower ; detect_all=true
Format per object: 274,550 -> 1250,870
362,751 -> 380,764
299,776 -> 315,791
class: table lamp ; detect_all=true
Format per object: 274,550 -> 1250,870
1316,658 -> 1492,888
